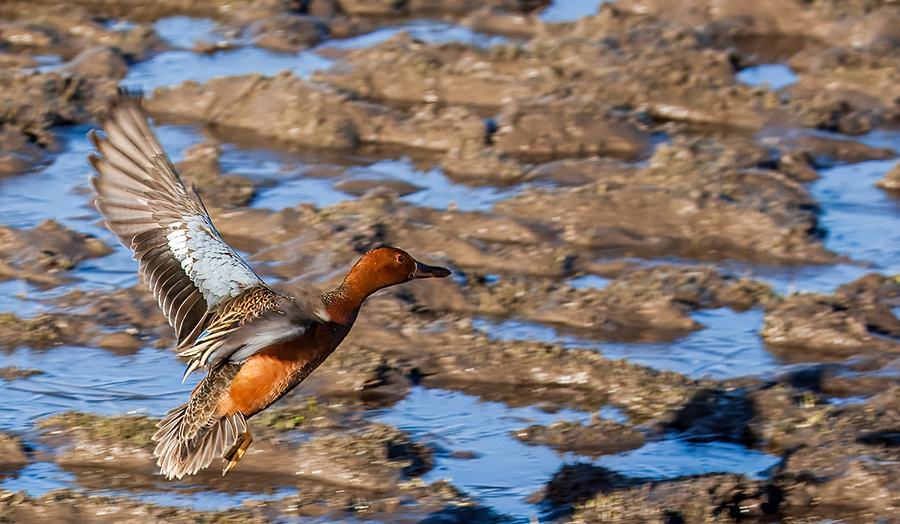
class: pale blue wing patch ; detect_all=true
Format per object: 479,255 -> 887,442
165,217 -> 261,308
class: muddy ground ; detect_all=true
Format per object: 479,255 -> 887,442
3,0 -> 900,522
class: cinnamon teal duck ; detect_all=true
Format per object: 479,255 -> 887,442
88,94 -> 450,479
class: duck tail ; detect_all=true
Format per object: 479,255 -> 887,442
152,404 -> 251,479
152,364 -> 252,479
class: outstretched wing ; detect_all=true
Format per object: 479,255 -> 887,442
88,93 -> 267,349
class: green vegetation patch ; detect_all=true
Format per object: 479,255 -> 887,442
38,411 -> 158,444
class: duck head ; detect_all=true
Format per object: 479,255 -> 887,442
342,247 -> 451,299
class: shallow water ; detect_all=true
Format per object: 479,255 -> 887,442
237,155 -> 509,212
319,20 -> 510,50
0,281 -> 44,320
0,126 -> 98,231
1,462 -> 75,497
152,17 -> 224,50
812,159 -> 900,273
566,275 -> 612,290
348,159 -> 512,212
539,0 -> 607,22
736,64 -> 799,90
253,176 -> 354,210
375,387 -> 588,518
125,16 -> 518,92
375,387 -> 778,520
0,125 -> 203,232
0,346 -> 191,431
122,48 -> 333,91
474,308 -> 776,380
120,16 -> 332,91
134,487 -> 298,513
718,260 -> 872,295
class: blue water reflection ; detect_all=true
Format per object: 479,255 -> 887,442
474,307 -> 777,380
540,0 -> 607,22
736,64 -> 799,90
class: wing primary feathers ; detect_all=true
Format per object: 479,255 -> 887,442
89,93 -> 271,351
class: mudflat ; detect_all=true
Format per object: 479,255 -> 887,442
3,0 -> 900,522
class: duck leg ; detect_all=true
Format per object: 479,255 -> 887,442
223,429 -> 253,475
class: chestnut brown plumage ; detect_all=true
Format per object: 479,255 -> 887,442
88,93 -> 450,479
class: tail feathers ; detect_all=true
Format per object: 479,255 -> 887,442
152,404 -> 250,480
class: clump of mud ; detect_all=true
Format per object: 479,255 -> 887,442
0,220 -> 112,288
39,412 -> 158,444
762,273 -> 900,361
513,419 -> 646,457
0,488 -> 271,524
0,367 -> 42,380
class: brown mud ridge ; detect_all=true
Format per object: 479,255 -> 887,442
3,0 -> 900,521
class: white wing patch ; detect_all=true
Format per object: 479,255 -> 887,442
165,218 -> 261,307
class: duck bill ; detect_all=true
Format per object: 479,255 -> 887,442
412,260 -> 452,279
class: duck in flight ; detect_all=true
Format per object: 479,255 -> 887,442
88,94 -> 451,479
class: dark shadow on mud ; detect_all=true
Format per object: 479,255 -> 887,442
668,388 -> 756,446
418,505 -> 518,524
858,430 -> 900,447
712,482 -> 785,522
532,463 -> 641,521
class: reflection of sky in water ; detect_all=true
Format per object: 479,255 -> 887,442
0,126 -> 100,231
350,159 -> 511,211
24,55 -> 64,73
253,176 -> 353,210
105,20 -> 136,32
153,17 -> 222,49
320,20 -> 509,50
601,126 -> 900,294
67,248 -> 140,290
1,462 -> 75,497
251,159 -> 511,211
375,387 -> 778,520
0,344 -> 189,501
708,258 -> 870,296
218,142 -> 301,177
473,307 -> 777,380
122,49 -> 332,91
372,387 -> 585,518
595,439 -> 778,479
601,256 -> 873,296
0,280 -> 44,318
811,150 -> 900,278
815,160 -> 900,268
736,64 -> 799,90
540,0 -> 607,22
567,275 -> 612,290
856,129 -> 900,151
220,143 -> 359,210
125,16 -> 333,91
135,487 -> 298,512
0,125 -> 203,232
0,346 -> 193,431
598,308 -> 775,379
0,343 -> 297,508
125,16 -> 520,92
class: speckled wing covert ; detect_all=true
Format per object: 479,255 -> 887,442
88,94 -> 324,374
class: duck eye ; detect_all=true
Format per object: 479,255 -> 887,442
396,254 -> 406,264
